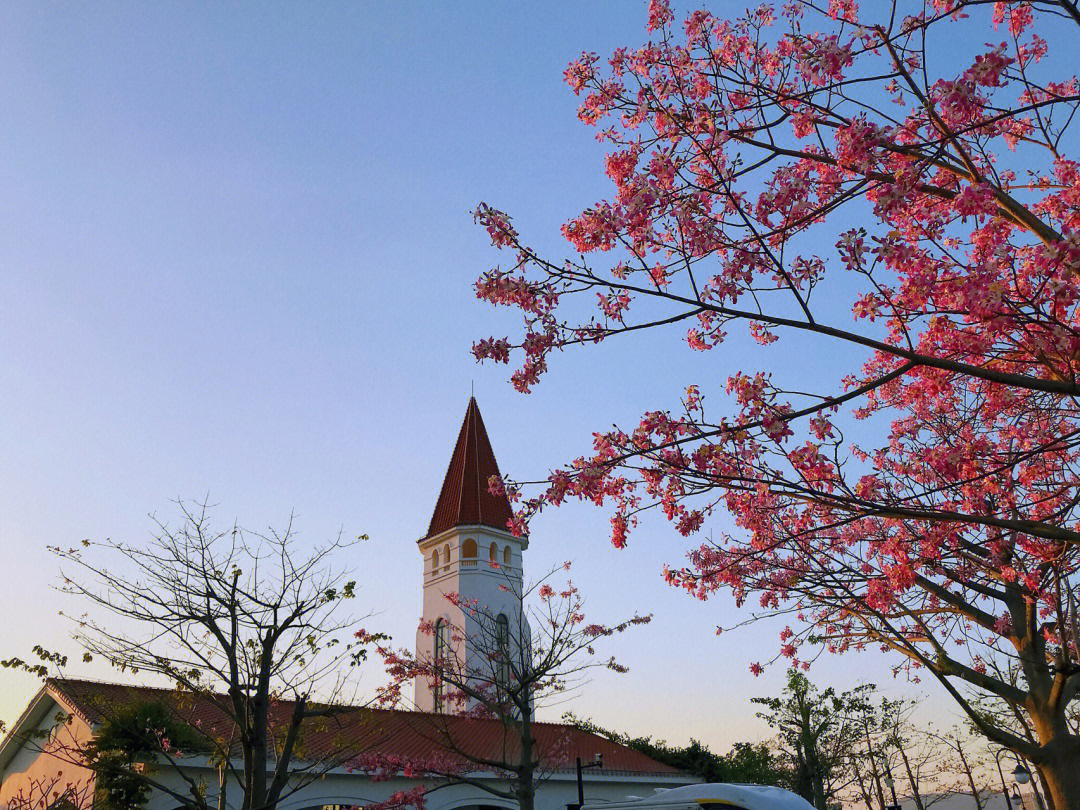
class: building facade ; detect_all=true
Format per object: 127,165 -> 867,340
0,399 -> 690,810
414,398 -> 529,713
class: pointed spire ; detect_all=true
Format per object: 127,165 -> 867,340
423,397 -> 515,541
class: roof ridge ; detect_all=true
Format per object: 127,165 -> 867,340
47,678 -> 648,732
31,679 -> 684,776
456,398 -> 473,534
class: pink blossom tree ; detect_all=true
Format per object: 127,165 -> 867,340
471,1 -> 1080,806
361,565 -> 650,810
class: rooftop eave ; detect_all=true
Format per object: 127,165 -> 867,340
418,523 -> 528,550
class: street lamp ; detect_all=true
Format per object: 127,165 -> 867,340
1010,761 -> 1048,810
994,751 -> 1035,810
574,753 -> 603,810
1013,763 -> 1031,785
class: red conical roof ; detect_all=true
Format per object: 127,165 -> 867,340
423,397 -> 515,541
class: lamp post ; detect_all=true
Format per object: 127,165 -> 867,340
994,750 -> 1034,810
994,749 -> 1016,810
1012,760 -> 1034,810
882,772 -> 901,810
1011,760 -> 1047,810
574,753 -> 603,810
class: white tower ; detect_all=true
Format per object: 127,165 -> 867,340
415,397 -> 529,712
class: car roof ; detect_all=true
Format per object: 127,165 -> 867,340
584,783 -> 815,810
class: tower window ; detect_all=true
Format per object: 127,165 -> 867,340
432,549 -> 440,571
462,538 -> 477,558
495,613 -> 510,688
489,542 -> 498,562
503,546 -> 511,565
443,543 -> 451,565
433,618 -> 449,712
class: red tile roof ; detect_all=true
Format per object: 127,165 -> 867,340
46,679 -> 681,776
424,398 -> 515,541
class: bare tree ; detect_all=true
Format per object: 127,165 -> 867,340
929,727 -> 994,810
363,564 -> 650,810
878,700 -> 942,810
37,500 -> 379,810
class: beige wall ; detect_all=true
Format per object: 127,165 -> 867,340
0,696 -> 96,810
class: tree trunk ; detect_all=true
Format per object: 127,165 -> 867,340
793,748 -> 813,804
956,742 -> 983,810
517,706 -> 535,810
898,748 -> 924,810
1033,766 -> 1053,810
250,693 -> 269,810
217,763 -> 228,810
812,772 -> 827,810
1037,746 -> 1080,810
517,780 -> 534,810
867,749 -> 885,809
852,759 -> 876,810
805,747 -> 826,810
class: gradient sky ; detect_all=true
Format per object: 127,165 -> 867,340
1,1 -> 974,747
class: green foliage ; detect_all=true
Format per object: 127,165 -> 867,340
1,646 -> 70,679
86,701 -> 207,810
752,670 -> 874,810
562,713 -> 790,787
721,741 -> 792,786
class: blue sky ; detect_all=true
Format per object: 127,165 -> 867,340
0,2 -> 963,746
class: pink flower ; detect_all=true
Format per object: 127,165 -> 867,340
646,0 -> 674,32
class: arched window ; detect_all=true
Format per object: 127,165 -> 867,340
462,538 -> 477,558
432,549 -> 440,571
443,543 -> 451,565
489,542 -> 498,562
503,545 -> 511,565
433,618 -> 449,712
495,613 -> 510,687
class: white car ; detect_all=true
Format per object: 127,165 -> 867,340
584,783 -> 817,810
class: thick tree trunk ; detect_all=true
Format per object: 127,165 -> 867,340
1037,746 -> 1080,810
805,748 -> 826,810
516,777 -> 534,810
249,691 -> 271,810
793,750 -> 813,805
1032,765 -> 1053,810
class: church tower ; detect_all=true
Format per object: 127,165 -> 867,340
415,397 -> 528,712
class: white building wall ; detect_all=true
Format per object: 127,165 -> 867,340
136,763 -> 689,810
415,524 -> 529,713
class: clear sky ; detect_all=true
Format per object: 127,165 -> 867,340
0,1 -> 966,747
